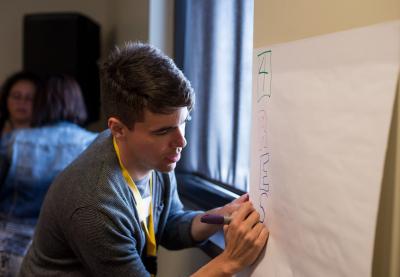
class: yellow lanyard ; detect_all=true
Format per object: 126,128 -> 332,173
113,138 -> 157,259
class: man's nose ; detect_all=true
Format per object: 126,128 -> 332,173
172,127 -> 187,148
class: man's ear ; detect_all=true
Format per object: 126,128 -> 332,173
108,117 -> 127,139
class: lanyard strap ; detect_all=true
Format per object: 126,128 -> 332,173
113,137 -> 157,258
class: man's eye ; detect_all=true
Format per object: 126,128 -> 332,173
153,129 -> 169,135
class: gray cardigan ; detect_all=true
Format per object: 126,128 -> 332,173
19,130 -> 201,277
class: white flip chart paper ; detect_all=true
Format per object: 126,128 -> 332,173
247,21 -> 400,277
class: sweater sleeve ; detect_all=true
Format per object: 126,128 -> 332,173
159,172 -> 203,250
67,206 -> 151,277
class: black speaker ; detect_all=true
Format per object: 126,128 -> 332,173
23,12 -> 101,124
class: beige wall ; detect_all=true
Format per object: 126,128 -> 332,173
373,80 -> 400,277
392,82 -> 400,277
0,0 -> 114,83
114,0 -> 149,46
0,0 -> 154,83
254,0 -> 400,47
254,1 -> 400,276
149,0 -> 175,57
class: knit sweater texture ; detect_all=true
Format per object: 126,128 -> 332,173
19,130 -> 201,276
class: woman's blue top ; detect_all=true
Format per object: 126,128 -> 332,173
0,122 -> 97,224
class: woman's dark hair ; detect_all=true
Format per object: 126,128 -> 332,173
32,74 -> 87,126
0,71 -> 43,131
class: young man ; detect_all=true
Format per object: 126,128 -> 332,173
19,42 -> 268,277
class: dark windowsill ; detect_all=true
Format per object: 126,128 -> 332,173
176,172 -> 244,258
202,230 -> 225,258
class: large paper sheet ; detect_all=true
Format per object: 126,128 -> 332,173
246,21 -> 400,277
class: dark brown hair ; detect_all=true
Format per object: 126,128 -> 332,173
100,41 -> 195,129
32,74 -> 87,126
0,71 -> 43,130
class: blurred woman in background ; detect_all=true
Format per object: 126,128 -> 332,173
0,74 -> 97,276
0,71 -> 43,136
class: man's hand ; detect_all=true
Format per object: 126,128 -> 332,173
190,193 -> 249,242
219,202 -> 268,274
222,193 -> 249,214
191,201 -> 269,277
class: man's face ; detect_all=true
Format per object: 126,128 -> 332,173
123,107 -> 190,177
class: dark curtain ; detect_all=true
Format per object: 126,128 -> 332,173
175,0 -> 253,192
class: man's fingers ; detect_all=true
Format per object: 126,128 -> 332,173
244,210 -> 260,227
223,224 -> 229,235
256,226 -> 269,247
251,222 -> 264,235
233,193 -> 249,204
243,222 -> 265,244
231,202 -> 254,223
224,203 -> 240,215
224,194 -> 250,215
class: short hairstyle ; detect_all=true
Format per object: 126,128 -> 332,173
100,42 -> 195,129
32,74 -> 87,126
0,71 -> 43,130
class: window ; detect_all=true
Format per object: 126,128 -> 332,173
174,0 -> 254,209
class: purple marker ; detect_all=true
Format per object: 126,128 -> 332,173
200,214 -> 232,225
